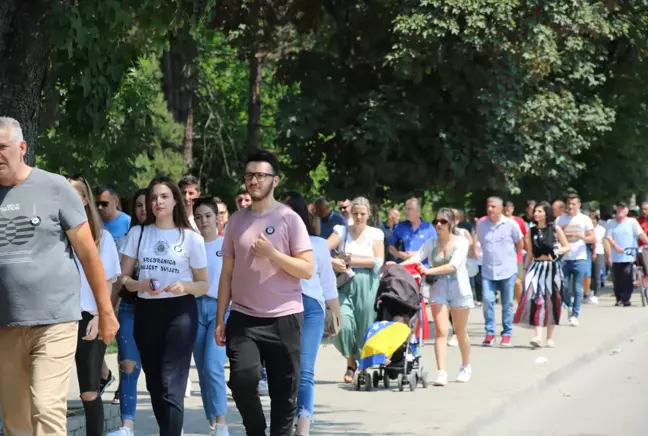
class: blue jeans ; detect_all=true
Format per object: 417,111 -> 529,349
194,297 -> 229,420
117,301 -> 142,422
296,295 -> 325,420
482,274 -> 516,336
562,259 -> 588,318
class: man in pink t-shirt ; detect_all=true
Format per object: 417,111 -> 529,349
504,201 -> 528,303
215,149 -> 313,435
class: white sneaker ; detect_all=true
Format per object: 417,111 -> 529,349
569,316 -> 579,327
447,336 -> 458,347
211,424 -> 230,436
432,370 -> 448,386
107,427 -> 134,436
456,365 -> 472,383
185,377 -> 191,397
588,295 -> 599,305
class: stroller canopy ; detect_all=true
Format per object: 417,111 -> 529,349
376,264 -> 421,314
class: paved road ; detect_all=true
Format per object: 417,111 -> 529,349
476,328 -> 648,436
67,288 -> 648,435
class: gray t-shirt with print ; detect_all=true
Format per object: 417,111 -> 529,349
0,168 -> 87,327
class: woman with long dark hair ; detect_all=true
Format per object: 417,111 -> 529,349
109,188 -> 147,436
283,192 -> 341,436
118,176 -> 208,436
68,176 -> 121,436
192,197 -> 230,436
514,201 -> 570,348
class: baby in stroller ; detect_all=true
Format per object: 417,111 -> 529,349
355,265 -> 429,391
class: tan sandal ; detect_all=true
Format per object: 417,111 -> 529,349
343,365 -> 356,383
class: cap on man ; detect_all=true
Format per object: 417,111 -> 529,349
313,197 -> 346,239
388,198 -> 437,263
0,117 -> 118,435
94,184 -> 131,243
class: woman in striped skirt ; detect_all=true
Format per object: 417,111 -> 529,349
514,201 -> 570,348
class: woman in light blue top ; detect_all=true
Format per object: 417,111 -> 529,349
283,192 -> 341,436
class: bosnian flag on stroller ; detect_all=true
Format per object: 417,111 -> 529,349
358,321 -> 411,371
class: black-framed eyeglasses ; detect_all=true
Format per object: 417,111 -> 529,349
433,219 -> 449,226
244,172 -> 275,182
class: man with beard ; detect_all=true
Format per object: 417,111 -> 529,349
216,149 -> 313,436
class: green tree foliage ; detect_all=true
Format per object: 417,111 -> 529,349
275,0 -> 644,205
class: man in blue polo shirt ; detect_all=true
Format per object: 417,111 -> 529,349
388,198 -> 437,263
314,196 -> 347,239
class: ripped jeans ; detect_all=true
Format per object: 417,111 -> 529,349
117,301 -> 142,422
296,295 -> 325,421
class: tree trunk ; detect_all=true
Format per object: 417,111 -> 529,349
247,53 -> 263,151
0,0 -> 52,165
183,105 -> 194,168
161,23 -> 196,170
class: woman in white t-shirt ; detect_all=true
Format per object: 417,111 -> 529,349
590,215 -> 606,303
327,197 -> 384,384
283,192 -> 341,436
191,197 -> 229,436
118,176 -> 208,436
68,176 -> 121,436
402,208 -> 473,386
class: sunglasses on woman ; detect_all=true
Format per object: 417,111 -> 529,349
432,218 -> 449,226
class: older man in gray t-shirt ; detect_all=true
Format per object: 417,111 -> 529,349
0,117 -> 119,436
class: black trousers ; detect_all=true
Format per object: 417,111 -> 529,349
612,262 -> 634,303
134,295 -> 198,436
76,311 -> 107,436
226,310 -> 303,436
591,255 -> 605,295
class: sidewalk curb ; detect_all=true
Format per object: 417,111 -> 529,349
458,316 -> 648,436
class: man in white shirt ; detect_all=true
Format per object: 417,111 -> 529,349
556,194 -> 595,326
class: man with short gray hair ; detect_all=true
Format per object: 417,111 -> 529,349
0,117 -> 119,435
475,196 -> 523,347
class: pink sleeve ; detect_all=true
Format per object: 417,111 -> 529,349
288,212 -> 313,255
221,218 -> 236,258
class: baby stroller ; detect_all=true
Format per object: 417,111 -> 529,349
356,264 -> 429,391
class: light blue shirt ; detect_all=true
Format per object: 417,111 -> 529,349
606,218 -> 642,264
300,236 -> 338,309
104,212 -> 131,243
477,216 -> 523,281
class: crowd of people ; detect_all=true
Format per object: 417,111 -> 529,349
1,114 -> 647,436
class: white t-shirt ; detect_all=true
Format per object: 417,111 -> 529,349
75,229 -> 121,315
414,236 -> 472,298
120,225 -> 208,299
594,225 -> 606,255
556,213 -> 594,261
333,224 -> 384,258
204,237 -> 224,299
301,236 -> 338,309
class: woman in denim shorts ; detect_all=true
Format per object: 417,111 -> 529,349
403,208 -> 474,387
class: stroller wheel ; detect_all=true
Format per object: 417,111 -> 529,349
421,370 -> 429,388
372,371 -> 380,388
383,374 -> 391,389
365,372 -> 373,391
355,372 -> 362,391
408,372 -> 417,391
397,374 -> 404,392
